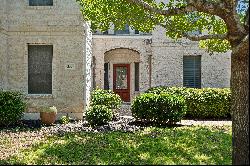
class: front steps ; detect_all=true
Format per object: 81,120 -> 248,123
116,103 -> 132,116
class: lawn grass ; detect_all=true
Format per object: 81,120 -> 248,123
1,125 -> 232,165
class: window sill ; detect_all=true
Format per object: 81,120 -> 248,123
26,6 -> 54,10
26,94 -> 54,99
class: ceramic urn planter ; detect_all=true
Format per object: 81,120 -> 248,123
40,106 -> 57,125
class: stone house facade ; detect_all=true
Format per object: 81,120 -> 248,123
0,0 -> 92,120
93,25 -> 231,102
0,0 -> 231,119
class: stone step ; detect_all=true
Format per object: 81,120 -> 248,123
117,104 -> 132,116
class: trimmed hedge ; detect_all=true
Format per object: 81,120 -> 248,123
0,90 -> 27,126
146,86 -> 231,119
90,89 -> 122,109
86,105 -> 113,126
131,93 -> 187,124
86,89 -> 122,126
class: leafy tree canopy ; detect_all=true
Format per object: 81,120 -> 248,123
76,0 -> 248,53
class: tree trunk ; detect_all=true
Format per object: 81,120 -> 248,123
231,43 -> 249,165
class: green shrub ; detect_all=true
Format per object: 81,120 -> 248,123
90,89 -> 122,109
0,90 -> 27,126
184,88 -> 231,119
86,105 -> 113,126
59,115 -> 70,124
131,93 -> 187,124
146,86 -> 188,95
146,86 -> 231,119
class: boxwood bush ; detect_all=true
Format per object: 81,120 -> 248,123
0,90 -> 27,127
131,93 -> 187,124
146,86 -> 231,119
86,105 -> 113,126
86,89 -> 122,126
90,89 -> 122,109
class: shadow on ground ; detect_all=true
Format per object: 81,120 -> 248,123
1,124 -> 232,165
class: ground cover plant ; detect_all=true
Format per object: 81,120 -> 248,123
0,124 -> 232,165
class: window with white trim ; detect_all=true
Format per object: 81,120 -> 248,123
29,0 -> 53,6
183,56 -> 201,88
28,45 -> 53,94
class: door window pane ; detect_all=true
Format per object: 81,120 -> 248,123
115,67 -> 127,89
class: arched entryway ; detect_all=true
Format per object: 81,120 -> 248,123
104,48 -> 140,102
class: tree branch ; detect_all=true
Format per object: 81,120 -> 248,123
233,34 -> 249,53
125,0 -> 225,17
158,22 -> 227,41
125,0 -> 196,16
244,7 -> 249,28
182,33 -> 227,41
126,0 -> 246,42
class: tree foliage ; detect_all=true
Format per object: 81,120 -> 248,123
76,0 -> 249,164
76,0 -> 248,53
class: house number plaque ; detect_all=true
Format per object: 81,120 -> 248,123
65,63 -> 76,70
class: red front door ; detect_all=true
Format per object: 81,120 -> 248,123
113,64 -> 130,102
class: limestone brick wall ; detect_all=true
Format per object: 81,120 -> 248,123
0,0 -> 8,89
201,52 -> 231,88
92,35 -> 152,101
151,26 -> 231,88
1,0 -> 87,120
0,32 -> 7,89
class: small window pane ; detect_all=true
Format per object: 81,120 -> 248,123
104,63 -> 109,90
29,0 -> 53,6
135,63 -> 139,91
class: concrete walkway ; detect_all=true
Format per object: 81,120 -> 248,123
179,120 -> 232,126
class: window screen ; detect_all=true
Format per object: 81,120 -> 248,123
183,56 -> 201,88
135,62 -> 139,91
104,63 -> 109,90
28,45 -> 53,94
135,30 -> 140,34
29,0 -> 53,6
